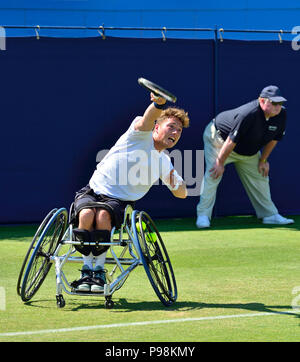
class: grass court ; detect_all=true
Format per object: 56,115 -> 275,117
0,215 -> 299,342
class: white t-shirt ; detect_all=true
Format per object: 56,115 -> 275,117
89,117 -> 178,201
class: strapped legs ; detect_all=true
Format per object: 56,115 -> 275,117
72,207 -> 112,292
73,228 -> 111,256
73,207 -> 112,255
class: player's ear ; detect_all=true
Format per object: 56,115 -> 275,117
154,122 -> 160,133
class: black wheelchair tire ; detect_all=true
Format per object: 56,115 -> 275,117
20,208 -> 68,302
17,208 -> 58,296
132,210 -> 177,307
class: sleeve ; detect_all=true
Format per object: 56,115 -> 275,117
127,116 -> 153,139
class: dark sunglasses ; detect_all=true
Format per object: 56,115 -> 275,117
269,100 -> 283,106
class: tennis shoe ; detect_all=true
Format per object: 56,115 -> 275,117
91,266 -> 107,293
196,215 -> 210,229
262,213 -> 294,225
76,265 -> 92,292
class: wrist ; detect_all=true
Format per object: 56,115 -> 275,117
260,158 -> 268,163
153,101 -> 168,110
216,157 -> 224,165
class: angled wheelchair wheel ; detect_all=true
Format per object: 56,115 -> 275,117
17,208 -> 58,296
133,210 -> 177,306
19,208 -> 68,302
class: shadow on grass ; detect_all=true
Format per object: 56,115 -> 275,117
109,299 -> 300,319
155,215 -> 300,232
23,298 -> 300,320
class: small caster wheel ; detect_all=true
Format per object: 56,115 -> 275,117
105,298 -> 114,309
56,294 -> 65,308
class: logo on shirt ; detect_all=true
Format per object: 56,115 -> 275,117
95,148 -> 205,197
268,125 -> 277,131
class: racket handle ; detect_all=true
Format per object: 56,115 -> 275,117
152,92 -> 161,100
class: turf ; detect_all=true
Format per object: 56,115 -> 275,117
0,215 -> 300,342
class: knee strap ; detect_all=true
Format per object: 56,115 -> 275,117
73,228 -> 91,242
73,228 -> 93,256
90,230 -> 111,256
73,229 -> 111,256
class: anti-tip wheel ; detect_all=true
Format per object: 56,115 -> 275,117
56,294 -> 65,308
104,298 -> 114,309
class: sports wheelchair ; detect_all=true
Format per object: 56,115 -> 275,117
17,204 -> 177,309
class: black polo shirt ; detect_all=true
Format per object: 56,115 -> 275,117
214,100 -> 286,156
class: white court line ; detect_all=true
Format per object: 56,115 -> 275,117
0,309 -> 297,338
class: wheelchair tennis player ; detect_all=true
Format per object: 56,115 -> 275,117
72,93 -> 190,293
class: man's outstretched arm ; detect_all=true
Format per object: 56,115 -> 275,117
134,93 -> 166,131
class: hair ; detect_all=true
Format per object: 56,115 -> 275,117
156,107 -> 190,128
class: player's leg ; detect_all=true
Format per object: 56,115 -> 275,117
90,199 -> 134,292
72,208 -> 95,292
72,186 -> 99,291
90,209 -> 112,292
78,207 -> 96,231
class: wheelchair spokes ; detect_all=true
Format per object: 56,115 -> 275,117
20,208 -> 67,302
17,208 -> 58,296
134,210 -> 177,307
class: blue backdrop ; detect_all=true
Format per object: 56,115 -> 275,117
0,36 -> 299,223
0,1 -> 299,40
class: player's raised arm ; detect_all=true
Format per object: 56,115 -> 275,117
134,93 -> 167,132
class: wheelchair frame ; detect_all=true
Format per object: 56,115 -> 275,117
17,204 -> 177,309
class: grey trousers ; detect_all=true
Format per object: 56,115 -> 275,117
196,121 -> 278,219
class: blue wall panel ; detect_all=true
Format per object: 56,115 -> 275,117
0,37 -> 214,223
1,36 -> 300,223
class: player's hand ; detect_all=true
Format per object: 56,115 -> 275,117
167,169 -> 176,188
150,92 -> 166,105
209,159 -> 224,179
258,161 -> 269,177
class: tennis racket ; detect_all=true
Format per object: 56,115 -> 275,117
138,77 -> 177,103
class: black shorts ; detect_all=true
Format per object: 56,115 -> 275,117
73,185 -> 135,229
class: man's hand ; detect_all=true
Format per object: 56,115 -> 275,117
258,140 -> 277,177
209,136 -> 236,179
258,160 -> 269,177
150,92 -> 166,105
209,158 -> 225,179
168,168 -> 176,188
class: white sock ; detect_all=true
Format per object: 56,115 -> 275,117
82,252 -> 93,269
94,251 -> 108,270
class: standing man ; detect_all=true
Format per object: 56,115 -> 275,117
73,93 -> 190,292
196,85 -> 294,228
